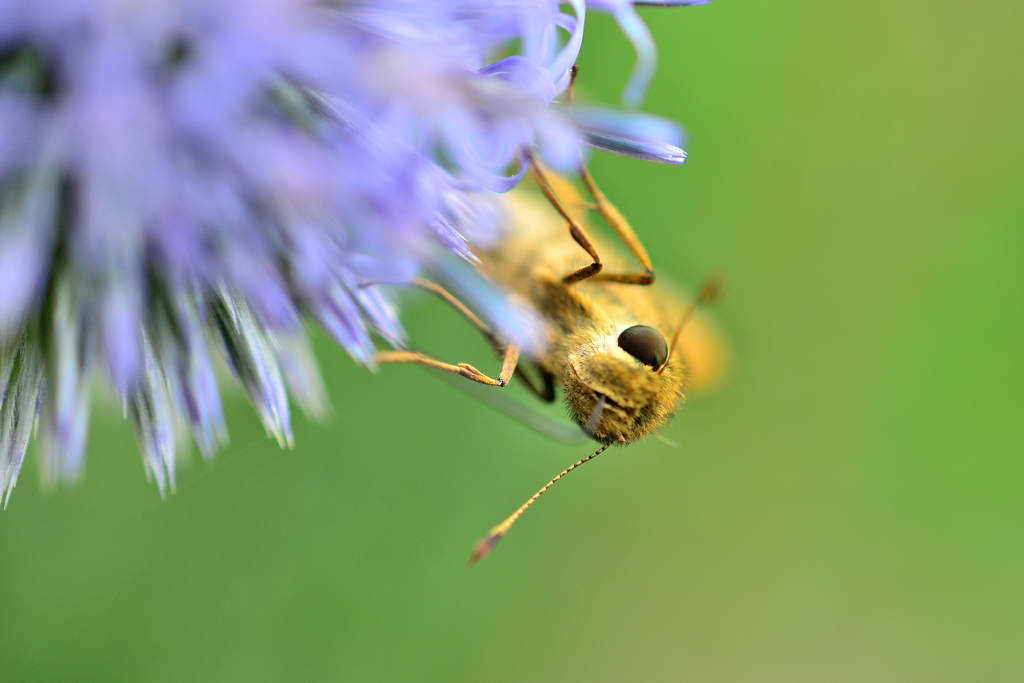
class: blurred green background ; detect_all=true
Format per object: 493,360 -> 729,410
3,1 -> 1023,680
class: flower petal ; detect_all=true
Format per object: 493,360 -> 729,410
570,107 -> 687,163
129,336 -> 177,497
38,280 -> 92,484
211,290 -> 293,450
0,339 -> 43,507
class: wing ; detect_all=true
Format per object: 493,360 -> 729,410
427,365 -> 591,445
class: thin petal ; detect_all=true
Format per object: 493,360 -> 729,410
582,132 -> 686,163
310,283 -> 377,367
39,281 -> 92,484
455,154 -> 528,194
549,1 -> 587,91
0,340 -> 43,507
0,168 -> 58,330
612,5 -> 657,107
431,214 -> 478,264
212,291 -> 293,449
632,1 -> 713,6
129,336 -> 177,497
571,107 -> 687,163
269,330 -> 330,420
163,291 -> 228,458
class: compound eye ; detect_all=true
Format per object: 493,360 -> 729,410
617,325 -> 668,369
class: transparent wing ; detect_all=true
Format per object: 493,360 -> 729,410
427,366 -> 591,445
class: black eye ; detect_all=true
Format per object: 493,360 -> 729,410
617,325 -> 668,369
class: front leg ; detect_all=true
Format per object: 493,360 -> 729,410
376,342 -> 520,388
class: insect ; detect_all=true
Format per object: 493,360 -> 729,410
374,75 -> 726,564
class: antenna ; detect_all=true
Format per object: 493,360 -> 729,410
659,276 -> 723,375
469,443 -> 611,566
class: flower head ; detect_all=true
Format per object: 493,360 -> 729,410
0,0 -> 707,503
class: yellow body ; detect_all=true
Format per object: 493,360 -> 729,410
477,173 -> 727,444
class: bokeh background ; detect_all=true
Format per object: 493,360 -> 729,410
2,1 -> 1023,680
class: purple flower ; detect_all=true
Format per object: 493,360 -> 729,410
0,0 -> 707,503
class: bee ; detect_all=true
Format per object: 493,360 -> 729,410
375,81 -> 726,564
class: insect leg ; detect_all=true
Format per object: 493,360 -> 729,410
514,364 -> 556,403
565,63 -> 654,286
408,277 -> 494,340
577,163 -> 655,285
525,150 -> 604,284
372,278 -> 521,387
375,349 -> 518,387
